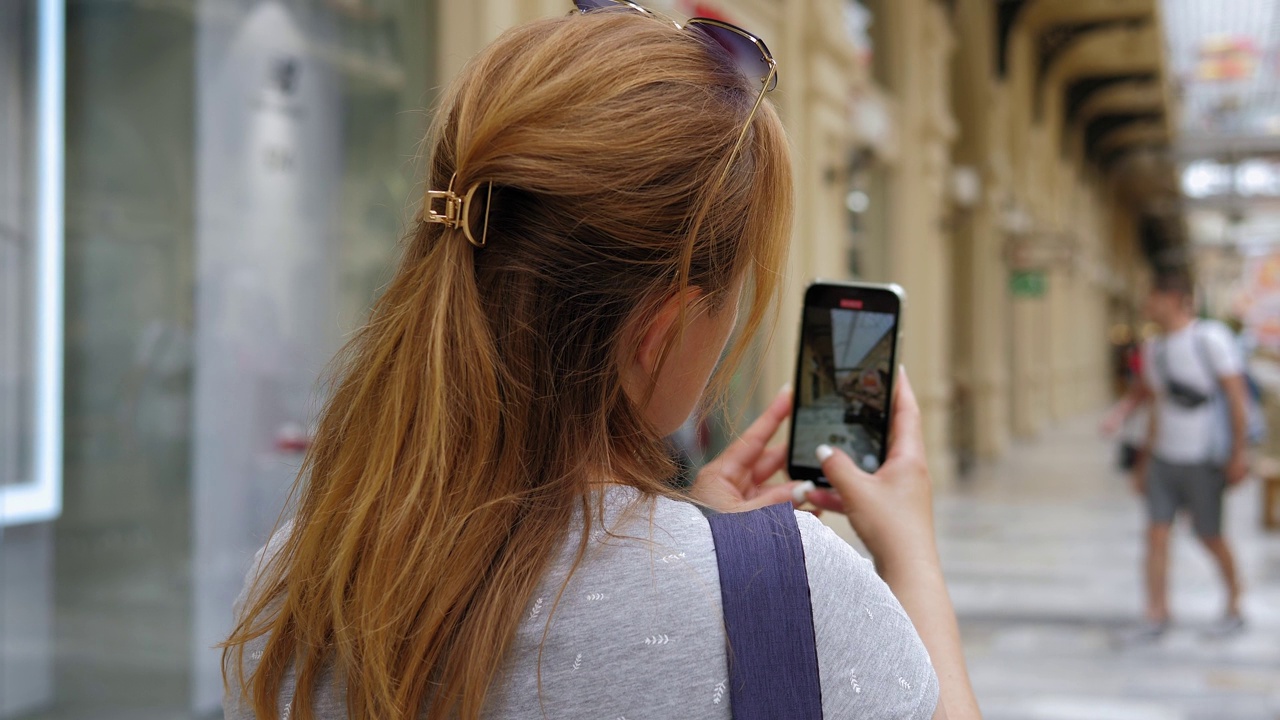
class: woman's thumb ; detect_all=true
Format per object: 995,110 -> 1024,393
816,444 -> 870,496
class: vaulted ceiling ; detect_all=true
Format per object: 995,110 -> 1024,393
998,0 -> 1180,254
999,0 -> 1172,168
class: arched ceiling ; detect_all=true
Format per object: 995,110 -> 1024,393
1095,121 -> 1167,157
999,0 -> 1171,167
1076,81 -> 1164,127
1042,25 -> 1168,159
997,0 -> 1180,254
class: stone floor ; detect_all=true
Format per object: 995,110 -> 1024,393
938,414 -> 1280,720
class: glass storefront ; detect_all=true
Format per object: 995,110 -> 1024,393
0,1 -> 436,717
1,2 -> 37,495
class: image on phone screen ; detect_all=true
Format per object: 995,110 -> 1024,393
790,301 -> 897,475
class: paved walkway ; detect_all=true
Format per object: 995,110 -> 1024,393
937,415 -> 1280,720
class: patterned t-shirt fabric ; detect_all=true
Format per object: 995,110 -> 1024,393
224,487 -> 940,719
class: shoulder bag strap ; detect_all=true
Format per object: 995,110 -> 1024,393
706,502 -> 823,720
1154,336 -> 1175,388
1156,326 -> 1214,391
1191,322 -> 1222,393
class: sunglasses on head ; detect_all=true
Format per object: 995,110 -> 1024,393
572,0 -> 778,171
573,0 -> 777,92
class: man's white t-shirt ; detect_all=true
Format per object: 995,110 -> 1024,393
1141,319 -> 1242,465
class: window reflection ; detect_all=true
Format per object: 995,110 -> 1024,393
0,0 -> 35,490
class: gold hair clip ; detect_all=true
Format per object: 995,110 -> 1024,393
423,173 -> 493,248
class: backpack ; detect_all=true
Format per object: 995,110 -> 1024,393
1155,322 -> 1266,464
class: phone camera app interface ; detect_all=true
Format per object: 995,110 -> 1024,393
791,304 -> 895,473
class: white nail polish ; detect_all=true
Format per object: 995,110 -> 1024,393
792,481 -> 816,504
815,444 -> 834,463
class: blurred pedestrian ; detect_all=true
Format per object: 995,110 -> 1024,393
1124,272 -> 1251,641
219,6 -> 980,720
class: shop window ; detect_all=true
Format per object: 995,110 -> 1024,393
1,0 -> 62,525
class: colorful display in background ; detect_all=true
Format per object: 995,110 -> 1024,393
1242,252 -> 1280,352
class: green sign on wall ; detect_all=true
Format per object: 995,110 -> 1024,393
1011,270 -> 1047,298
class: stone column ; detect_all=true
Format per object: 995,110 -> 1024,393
971,187 -> 1013,459
876,0 -> 958,485
949,0 -> 1014,461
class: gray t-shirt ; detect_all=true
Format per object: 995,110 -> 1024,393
225,487 -> 939,719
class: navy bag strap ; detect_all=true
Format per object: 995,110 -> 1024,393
706,502 -> 823,720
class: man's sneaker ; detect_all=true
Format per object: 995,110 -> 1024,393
1203,614 -> 1245,640
1116,619 -> 1169,648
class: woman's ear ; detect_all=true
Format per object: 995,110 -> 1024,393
621,289 -> 704,402
622,285 -> 739,435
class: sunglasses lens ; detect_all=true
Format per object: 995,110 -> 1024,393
575,0 -> 649,13
693,23 -> 776,91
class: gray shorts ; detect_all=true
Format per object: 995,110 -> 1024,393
1146,458 -> 1226,538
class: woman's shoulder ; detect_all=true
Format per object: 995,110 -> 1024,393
233,520 -> 295,616
792,508 -> 875,574
642,495 -> 880,590
792,510 -> 941,718
637,502 -> 939,717
491,490 -> 728,719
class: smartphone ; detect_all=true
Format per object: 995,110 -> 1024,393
787,281 -> 905,485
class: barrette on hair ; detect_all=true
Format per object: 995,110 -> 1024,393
422,173 -> 493,248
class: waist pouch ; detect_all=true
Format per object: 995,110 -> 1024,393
1166,378 -> 1211,409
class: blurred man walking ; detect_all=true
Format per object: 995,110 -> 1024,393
1129,272 -> 1251,641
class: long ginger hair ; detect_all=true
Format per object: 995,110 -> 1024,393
222,11 -> 793,720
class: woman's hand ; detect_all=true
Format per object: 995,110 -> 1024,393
805,368 -> 938,570
690,386 -> 814,513
806,368 -> 983,720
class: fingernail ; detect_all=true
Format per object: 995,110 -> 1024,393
779,382 -> 792,394
815,444 -> 834,463
791,480 -> 816,504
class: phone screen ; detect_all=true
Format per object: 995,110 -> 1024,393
788,283 -> 902,482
